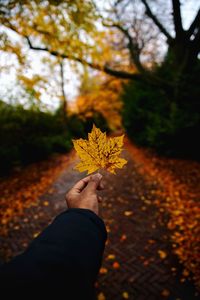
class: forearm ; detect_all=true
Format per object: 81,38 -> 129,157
32,208 -> 107,280
0,209 -> 107,294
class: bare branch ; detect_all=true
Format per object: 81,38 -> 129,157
25,36 -> 143,80
191,27 -> 200,58
25,36 -> 48,51
26,36 -> 173,90
103,65 -> 142,80
172,0 -> 184,39
104,22 -> 146,73
4,23 -> 172,90
187,9 -> 200,39
141,0 -> 173,42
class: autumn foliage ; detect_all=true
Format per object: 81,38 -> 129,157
74,76 -> 124,130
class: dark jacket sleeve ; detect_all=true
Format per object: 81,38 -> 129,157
0,208 -> 107,298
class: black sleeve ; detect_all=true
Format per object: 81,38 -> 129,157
0,208 -> 107,299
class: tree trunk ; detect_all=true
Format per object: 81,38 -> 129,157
60,60 -> 67,120
167,34 -> 199,74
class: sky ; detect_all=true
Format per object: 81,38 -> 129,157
0,27 -> 81,110
0,0 -> 199,111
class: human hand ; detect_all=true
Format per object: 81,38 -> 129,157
65,174 -> 104,215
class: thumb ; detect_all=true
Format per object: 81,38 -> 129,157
85,174 -> 102,194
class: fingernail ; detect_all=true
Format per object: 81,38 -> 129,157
101,183 -> 104,189
95,173 -> 102,180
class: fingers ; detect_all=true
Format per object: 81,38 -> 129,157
84,173 -> 103,194
66,174 -> 104,214
97,180 -> 104,190
70,174 -> 104,194
71,176 -> 91,193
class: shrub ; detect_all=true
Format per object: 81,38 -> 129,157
67,112 -> 110,138
82,112 -> 110,134
0,102 -> 72,174
0,101 -> 110,175
122,80 -> 200,160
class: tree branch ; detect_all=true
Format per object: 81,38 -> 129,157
25,36 -> 173,90
25,36 -> 142,80
141,0 -> 173,42
104,22 -> 146,73
2,21 -> 173,91
186,9 -> 200,39
60,59 -> 67,113
172,0 -> 184,39
190,27 -> 200,58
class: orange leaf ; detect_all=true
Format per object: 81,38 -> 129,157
161,289 -> 170,297
122,291 -> 129,299
158,250 -> 167,259
99,267 -> 108,274
113,261 -> 120,269
124,211 -> 133,216
98,292 -> 106,300
120,234 -> 127,241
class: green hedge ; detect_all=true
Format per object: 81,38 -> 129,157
0,101 -> 109,174
0,102 -> 72,174
122,81 -> 200,160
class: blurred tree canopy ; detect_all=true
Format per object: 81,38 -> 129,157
74,71 -> 123,130
1,0 -> 199,88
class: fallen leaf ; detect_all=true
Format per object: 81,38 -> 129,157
122,291 -> 129,299
113,261 -> 120,269
120,234 -> 127,241
183,269 -> 189,277
158,250 -> 167,259
98,292 -> 106,300
107,254 -> 116,260
171,267 -> 177,272
161,289 -> 170,297
14,225 -> 20,230
73,124 -> 127,174
139,256 -> 145,261
99,267 -> 108,274
148,239 -> 155,244
143,260 -> 150,266
141,206 -> 147,211
33,232 -> 40,238
106,226 -> 111,233
124,211 -> 133,216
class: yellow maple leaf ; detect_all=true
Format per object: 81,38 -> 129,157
72,124 -> 127,174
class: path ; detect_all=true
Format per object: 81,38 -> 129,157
0,147 -> 199,300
